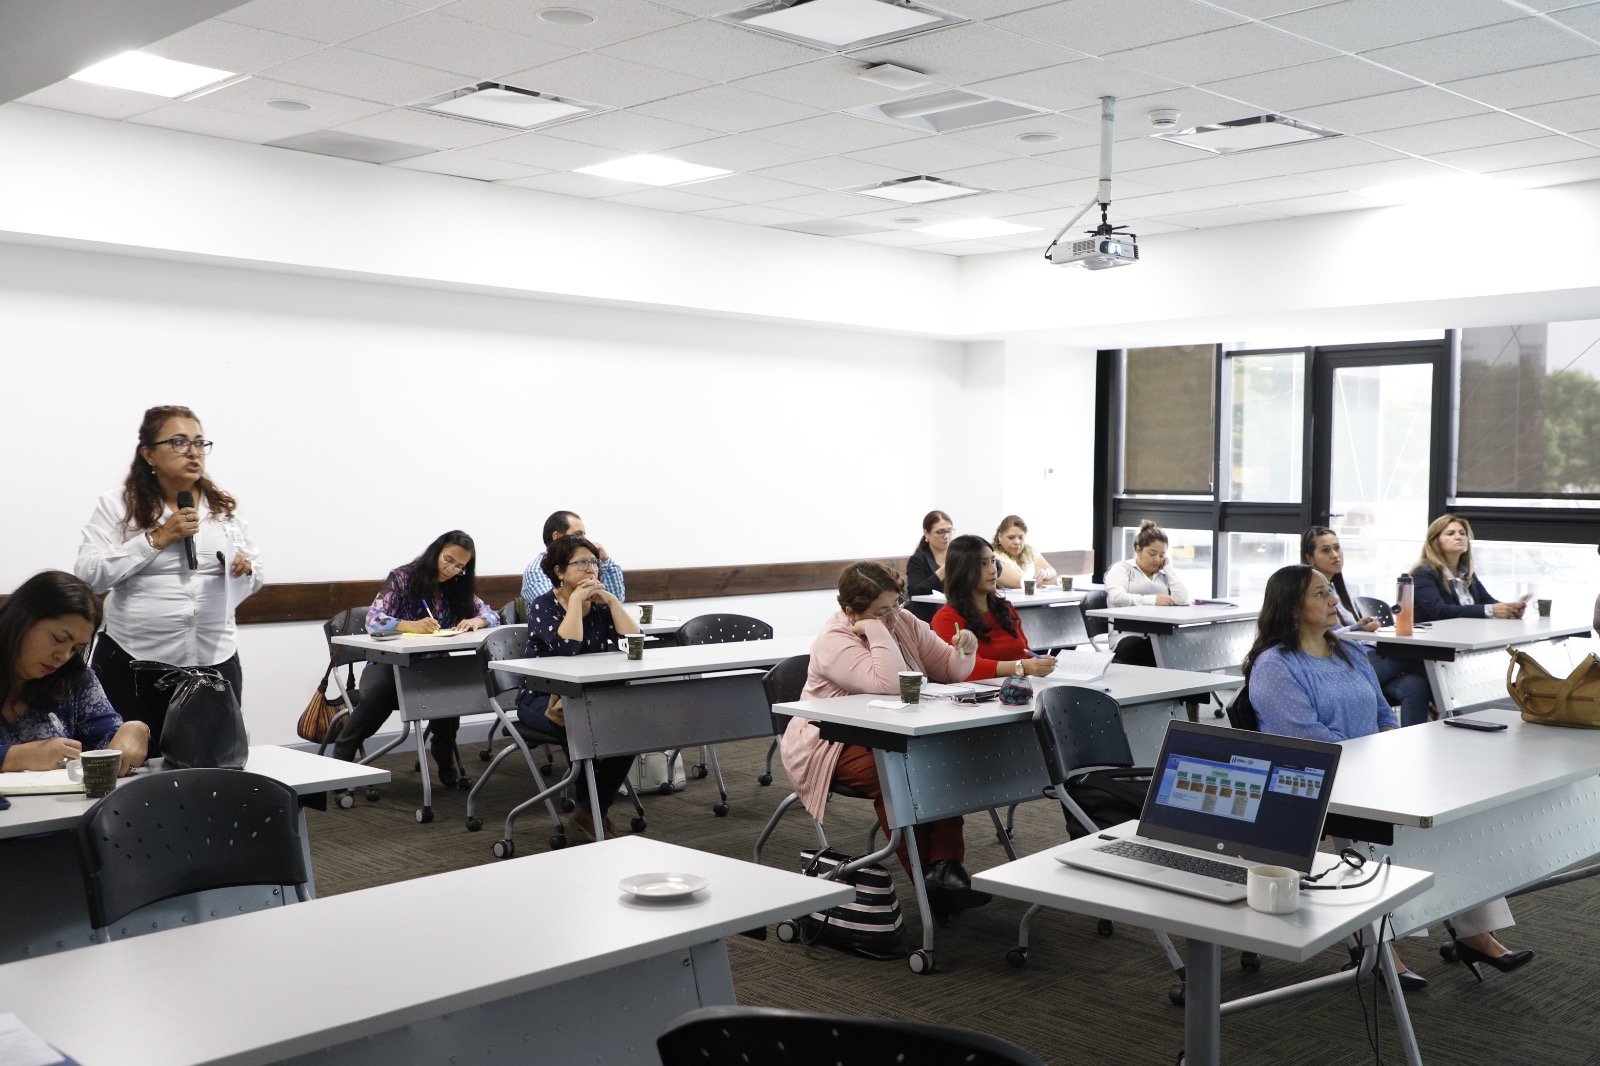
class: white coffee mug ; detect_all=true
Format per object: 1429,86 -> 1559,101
1246,864 -> 1300,914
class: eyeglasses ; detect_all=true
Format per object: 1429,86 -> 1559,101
565,558 -> 602,570
867,596 -> 908,620
929,527 -> 954,537
439,559 -> 469,575
152,437 -> 213,455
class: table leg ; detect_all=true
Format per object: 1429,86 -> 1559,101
586,758 -> 604,841
1185,939 -> 1222,1066
1375,924 -> 1425,1066
413,712 -> 433,816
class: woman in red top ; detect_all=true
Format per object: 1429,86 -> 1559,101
932,536 -> 1056,681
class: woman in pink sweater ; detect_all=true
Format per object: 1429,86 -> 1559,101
781,561 -> 989,916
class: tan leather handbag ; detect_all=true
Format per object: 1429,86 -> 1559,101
1506,647 -> 1600,728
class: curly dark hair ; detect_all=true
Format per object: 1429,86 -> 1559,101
0,571 -> 102,717
540,535 -> 601,584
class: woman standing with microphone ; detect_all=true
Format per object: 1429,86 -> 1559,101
76,406 -> 261,754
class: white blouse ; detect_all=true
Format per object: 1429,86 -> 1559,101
75,490 -> 263,666
1104,557 -> 1191,608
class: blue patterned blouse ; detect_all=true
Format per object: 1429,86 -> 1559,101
366,565 -> 499,634
0,670 -> 124,770
1250,644 -> 1398,743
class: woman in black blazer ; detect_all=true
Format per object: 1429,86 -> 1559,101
1411,514 -> 1527,623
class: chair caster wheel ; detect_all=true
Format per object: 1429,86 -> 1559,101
455,776 -> 471,790
549,834 -> 566,850
415,806 -> 433,824
336,790 -> 355,810
908,950 -> 934,975
690,764 -> 708,780
1168,982 -> 1186,1006
1439,943 -> 1459,963
1097,919 -> 1115,937
1006,947 -> 1028,968
658,783 -> 674,796
776,920 -> 800,943
540,763 -> 554,775
560,798 -> 575,813
466,817 -> 482,832
631,817 -> 647,832
713,803 -> 729,817
492,838 -> 514,858
365,787 -> 381,802
758,773 -> 773,786
478,749 -> 492,762
1241,951 -> 1262,972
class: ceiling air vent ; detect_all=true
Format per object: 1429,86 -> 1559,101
850,87 -> 1045,134
410,82 -> 606,131
1154,114 -> 1341,155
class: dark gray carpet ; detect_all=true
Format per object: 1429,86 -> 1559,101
305,736 -> 1600,1066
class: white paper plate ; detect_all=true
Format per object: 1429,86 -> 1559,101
618,872 -> 709,900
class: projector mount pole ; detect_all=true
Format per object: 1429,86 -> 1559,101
1045,95 -> 1117,258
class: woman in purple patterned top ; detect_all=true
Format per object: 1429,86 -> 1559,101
332,531 -> 498,785
2,571 -> 149,776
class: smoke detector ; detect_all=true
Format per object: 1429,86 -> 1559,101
1149,108 -> 1181,129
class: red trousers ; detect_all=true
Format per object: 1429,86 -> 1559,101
833,743 -> 964,878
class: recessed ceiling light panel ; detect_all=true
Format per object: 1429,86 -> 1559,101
718,0 -> 964,52
576,155 -> 731,186
411,82 -> 605,131
844,175 -> 988,204
70,50 -> 238,98
1154,114 -> 1341,155
850,87 -> 1045,134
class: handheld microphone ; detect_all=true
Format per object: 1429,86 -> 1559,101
176,490 -> 199,571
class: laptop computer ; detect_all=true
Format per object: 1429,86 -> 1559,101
1060,721 -> 1343,903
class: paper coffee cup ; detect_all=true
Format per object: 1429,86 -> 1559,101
67,749 -> 122,799
1246,864 -> 1300,914
1022,578 -> 1037,596
1061,576 -> 1073,592
898,671 -> 924,704
638,603 -> 655,624
1537,598 -> 1552,617
624,633 -> 645,661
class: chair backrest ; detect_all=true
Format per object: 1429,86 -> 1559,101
322,606 -> 370,668
477,625 -> 530,700
1032,685 -> 1134,786
1226,679 -> 1259,732
677,613 -> 774,646
1079,589 -> 1110,639
762,654 -> 811,707
500,597 -> 525,625
657,1005 -> 1048,1066
75,769 -> 308,933
1356,596 -> 1395,627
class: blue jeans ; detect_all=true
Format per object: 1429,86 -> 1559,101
1371,651 -> 1432,727
515,689 -> 632,815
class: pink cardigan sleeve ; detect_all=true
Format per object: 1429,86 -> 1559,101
905,611 -> 970,683
812,618 -> 910,695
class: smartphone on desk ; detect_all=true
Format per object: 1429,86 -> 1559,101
1444,717 -> 1508,732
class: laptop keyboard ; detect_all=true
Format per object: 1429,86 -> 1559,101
1095,840 -> 1249,885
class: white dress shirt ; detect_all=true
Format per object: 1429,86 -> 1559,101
75,490 -> 263,666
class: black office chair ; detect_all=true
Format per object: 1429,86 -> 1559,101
75,769 -> 310,943
673,613 -> 774,813
1356,596 -> 1395,627
1225,679 -> 1259,732
499,597 -> 525,625
318,606 -> 368,758
1080,588 -> 1111,649
657,1006 -> 1048,1066
757,649 -> 809,787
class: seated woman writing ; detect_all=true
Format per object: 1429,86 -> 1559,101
1412,514 -> 1527,622
1246,564 -> 1532,986
333,531 -> 498,784
781,561 -> 990,918
514,535 -> 640,842
1,571 -> 148,776
931,535 -> 1056,682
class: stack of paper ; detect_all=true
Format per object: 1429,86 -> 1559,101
1049,650 -> 1115,682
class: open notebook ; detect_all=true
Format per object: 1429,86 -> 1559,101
0,768 -> 85,796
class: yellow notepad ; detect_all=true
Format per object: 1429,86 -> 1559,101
400,629 -> 459,637
0,768 -> 85,795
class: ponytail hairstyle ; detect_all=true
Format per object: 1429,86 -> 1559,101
1300,526 -> 1355,617
1132,520 -> 1168,552
120,405 -> 237,533
912,510 -> 952,557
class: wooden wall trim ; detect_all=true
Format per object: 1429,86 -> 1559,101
172,549 -> 1092,625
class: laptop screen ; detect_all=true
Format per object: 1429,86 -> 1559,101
1138,721 -> 1343,873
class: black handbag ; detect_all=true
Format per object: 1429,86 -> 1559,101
135,662 -> 249,770
797,847 -> 908,960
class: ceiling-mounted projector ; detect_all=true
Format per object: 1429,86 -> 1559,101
1046,232 -> 1139,270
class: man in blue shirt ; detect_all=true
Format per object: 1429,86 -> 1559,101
521,511 -> 627,604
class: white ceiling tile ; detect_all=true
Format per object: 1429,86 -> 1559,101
437,0 -> 690,48
144,19 -> 323,73
17,81 -> 166,120
845,136 -> 1014,173
332,107 -> 519,149
648,0 -> 756,13
537,110 -> 720,152
939,156 -> 1087,190
694,204 -> 820,226
130,101 -> 328,143
1266,0 -> 1521,53
934,189 -> 1063,216
1197,173 -> 1349,204
631,85 -> 826,135
1426,136 -> 1600,173
731,58 -> 927,112
1202,57 -> 1422,111
1516,94 -> 1600,134
666,135 -> 816,171
219,0 -> 422,43
1062,86 -> 1260,132
1307,156 -> 1460,189
920,0 -> 1069,15
344,13 -> 572,77
945,112 -> 1103,154
681,172 -> 822,204
1150,204 -> 1288,226
1208,0 -> 1332,14
1442,56 -> 1600,110
1107,189 -> 1231,216
1287,87 -> 1492,135
1108,218 -> 1193,235
501,52 -> 710,108
182,77 -> 391,126
454,131 -> 619,169
604,187 -> 741,212
1256,135 -> 1409,173
761,190 -> 886,217
260,47 -> 465,105
1040,135 -> 1203,172
601,19 -> 819,81
1360,19 -> 1598,83
1123,154 -> 1284,189
771,218 -> 894,237
843,229 -> 955,248
1250,191 -> 1377,215
746,113 -> 923,153
993,0 -> 1245,55
387,151 -> 547,180
1517,1 -> 1600,10
842,204 -> 978,228
847,22 -> 1076,85
500,171 -> 654,197
1107,24 -> 1340,83
1364,112 -> 1549,156
752,156 -> 909,190
1550,4 -> 1600,36
1026,174 -> 1169,202
968,60 -> 1181,113
916,239 -> 1013,255
1489,155 -> 1600,188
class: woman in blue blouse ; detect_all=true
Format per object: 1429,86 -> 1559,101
332,531 -> 498,783
515,535 -> 640,842
1246,564 -> 1532,983
1412,514 -> 1527,622
2,571 -> 148,775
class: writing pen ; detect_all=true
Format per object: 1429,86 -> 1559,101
48,712 -> 66,736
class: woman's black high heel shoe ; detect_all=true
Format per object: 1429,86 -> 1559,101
1453,942 -> 1535,981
